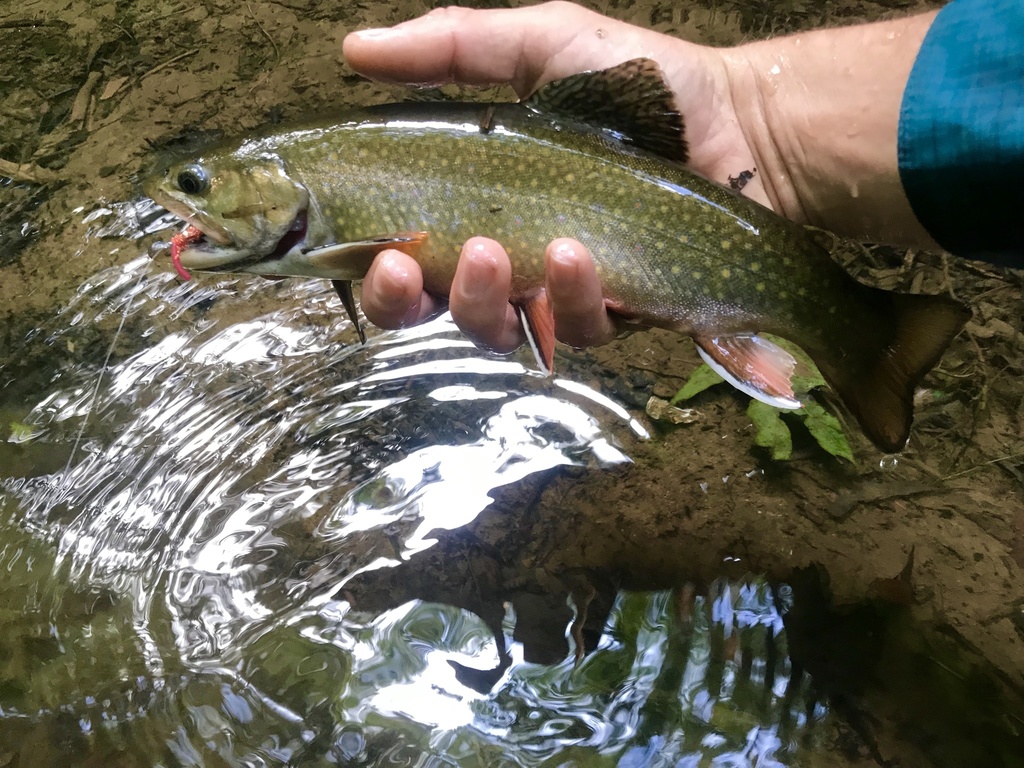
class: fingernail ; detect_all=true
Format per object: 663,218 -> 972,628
352,26 -> 406,41
379,253 -> 410,308
381,252 -> 408,280
548,240 -> 579,272
460,242 -> 495,300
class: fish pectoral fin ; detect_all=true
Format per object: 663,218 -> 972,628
516,292 -> 555,376
694,333 -> 802,410
332,279 -> 365,344
302,232 -> 429,272
523,58 -> 687,164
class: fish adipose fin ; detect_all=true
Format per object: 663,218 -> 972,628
694,334 -> 802,410
332,280 -> 365,344
517,292 -> 556,376
523,58 -> 688,164
813,291 -> 970,454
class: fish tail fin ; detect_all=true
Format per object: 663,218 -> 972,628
815,290 -> 969,453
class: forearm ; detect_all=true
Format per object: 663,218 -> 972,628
723,12 -> 939,247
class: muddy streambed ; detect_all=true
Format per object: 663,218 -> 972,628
1,0 -> 1023,765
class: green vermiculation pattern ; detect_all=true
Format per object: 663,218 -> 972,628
146,99 -> 909,377
229,102 -> 866,355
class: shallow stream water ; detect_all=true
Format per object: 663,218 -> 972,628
2,0 -> 1024,765
0,200 -> 825,765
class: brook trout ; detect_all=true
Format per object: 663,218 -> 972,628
144,59 -> 969,452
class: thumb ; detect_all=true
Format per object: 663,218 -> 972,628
343,1 -> 678,97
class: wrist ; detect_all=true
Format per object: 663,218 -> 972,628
721,14 -> 940,247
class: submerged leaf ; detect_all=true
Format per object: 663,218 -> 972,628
762,334 -> 825,392
800,399 -> 854,462
668,346 -> 851,463
7,422 -> 39,444
747,400 -> 792,460
671,363 -> 724,404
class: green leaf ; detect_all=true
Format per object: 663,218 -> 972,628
7,422 -> 39,444
799,399 -> 854,462
761,334 -> 825,392
670,364 -> 724,404
747,400 -> 792,460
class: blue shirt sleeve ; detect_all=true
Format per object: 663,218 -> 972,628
898,0 -> 1024,267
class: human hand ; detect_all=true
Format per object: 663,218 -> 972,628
343,1 -> 757,352
344,2 -> 940,351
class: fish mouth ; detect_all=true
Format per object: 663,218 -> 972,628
153,195 -> 234,250
175,210 -> 309,272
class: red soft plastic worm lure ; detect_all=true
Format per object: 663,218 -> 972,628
169,225 -> 203,281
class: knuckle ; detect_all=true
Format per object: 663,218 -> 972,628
425,5 -> 473,22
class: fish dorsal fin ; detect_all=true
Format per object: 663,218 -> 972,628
523,58 -> 688,163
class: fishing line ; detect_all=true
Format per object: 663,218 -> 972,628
63,196 -> 161,479
48,263 -> 139,636
62,269 -> 136,480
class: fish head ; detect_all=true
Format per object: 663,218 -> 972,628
144,153 -> 310,274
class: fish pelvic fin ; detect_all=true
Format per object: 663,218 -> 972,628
815,290 -> 970,453
523,58 -> 687,164
517,292 -> 555,376
694,334 -> 802,410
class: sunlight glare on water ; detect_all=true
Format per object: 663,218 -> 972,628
0,200 -> 822,764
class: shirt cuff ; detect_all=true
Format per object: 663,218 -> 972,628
898,0 -> 1024,266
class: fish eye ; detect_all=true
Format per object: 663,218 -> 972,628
176,164 -> 209,196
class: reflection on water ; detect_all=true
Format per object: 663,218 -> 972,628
0,201 -> 842,764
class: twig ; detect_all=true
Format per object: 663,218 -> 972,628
955,259 -> 1017,282
827,481 -> 935,520
943,452 -> 1024,481
246,3 -> 280,64
139,48 -> 200,81
0,19 -> 66,28
114,23 -> 136,42
69,71 -> 103,123
0,158 -> 58,184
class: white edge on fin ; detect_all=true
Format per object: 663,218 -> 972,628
517,304 -> 552,376
696,343 -> 802,410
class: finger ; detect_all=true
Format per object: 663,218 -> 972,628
343,2 -> 672,97
545,238 -> 618,347
449,237 -> 524,353
344,4 -> 741,184
361,250 -> 444,329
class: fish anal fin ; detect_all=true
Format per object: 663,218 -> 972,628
694,333 -> 801,410
813,291 -> 970,453
523,58 -> 687,164
332,279 -> 365,344
517,292 -> 555,376
304,232 -> 429,274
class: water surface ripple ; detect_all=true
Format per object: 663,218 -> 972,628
0,202 -> 814,765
